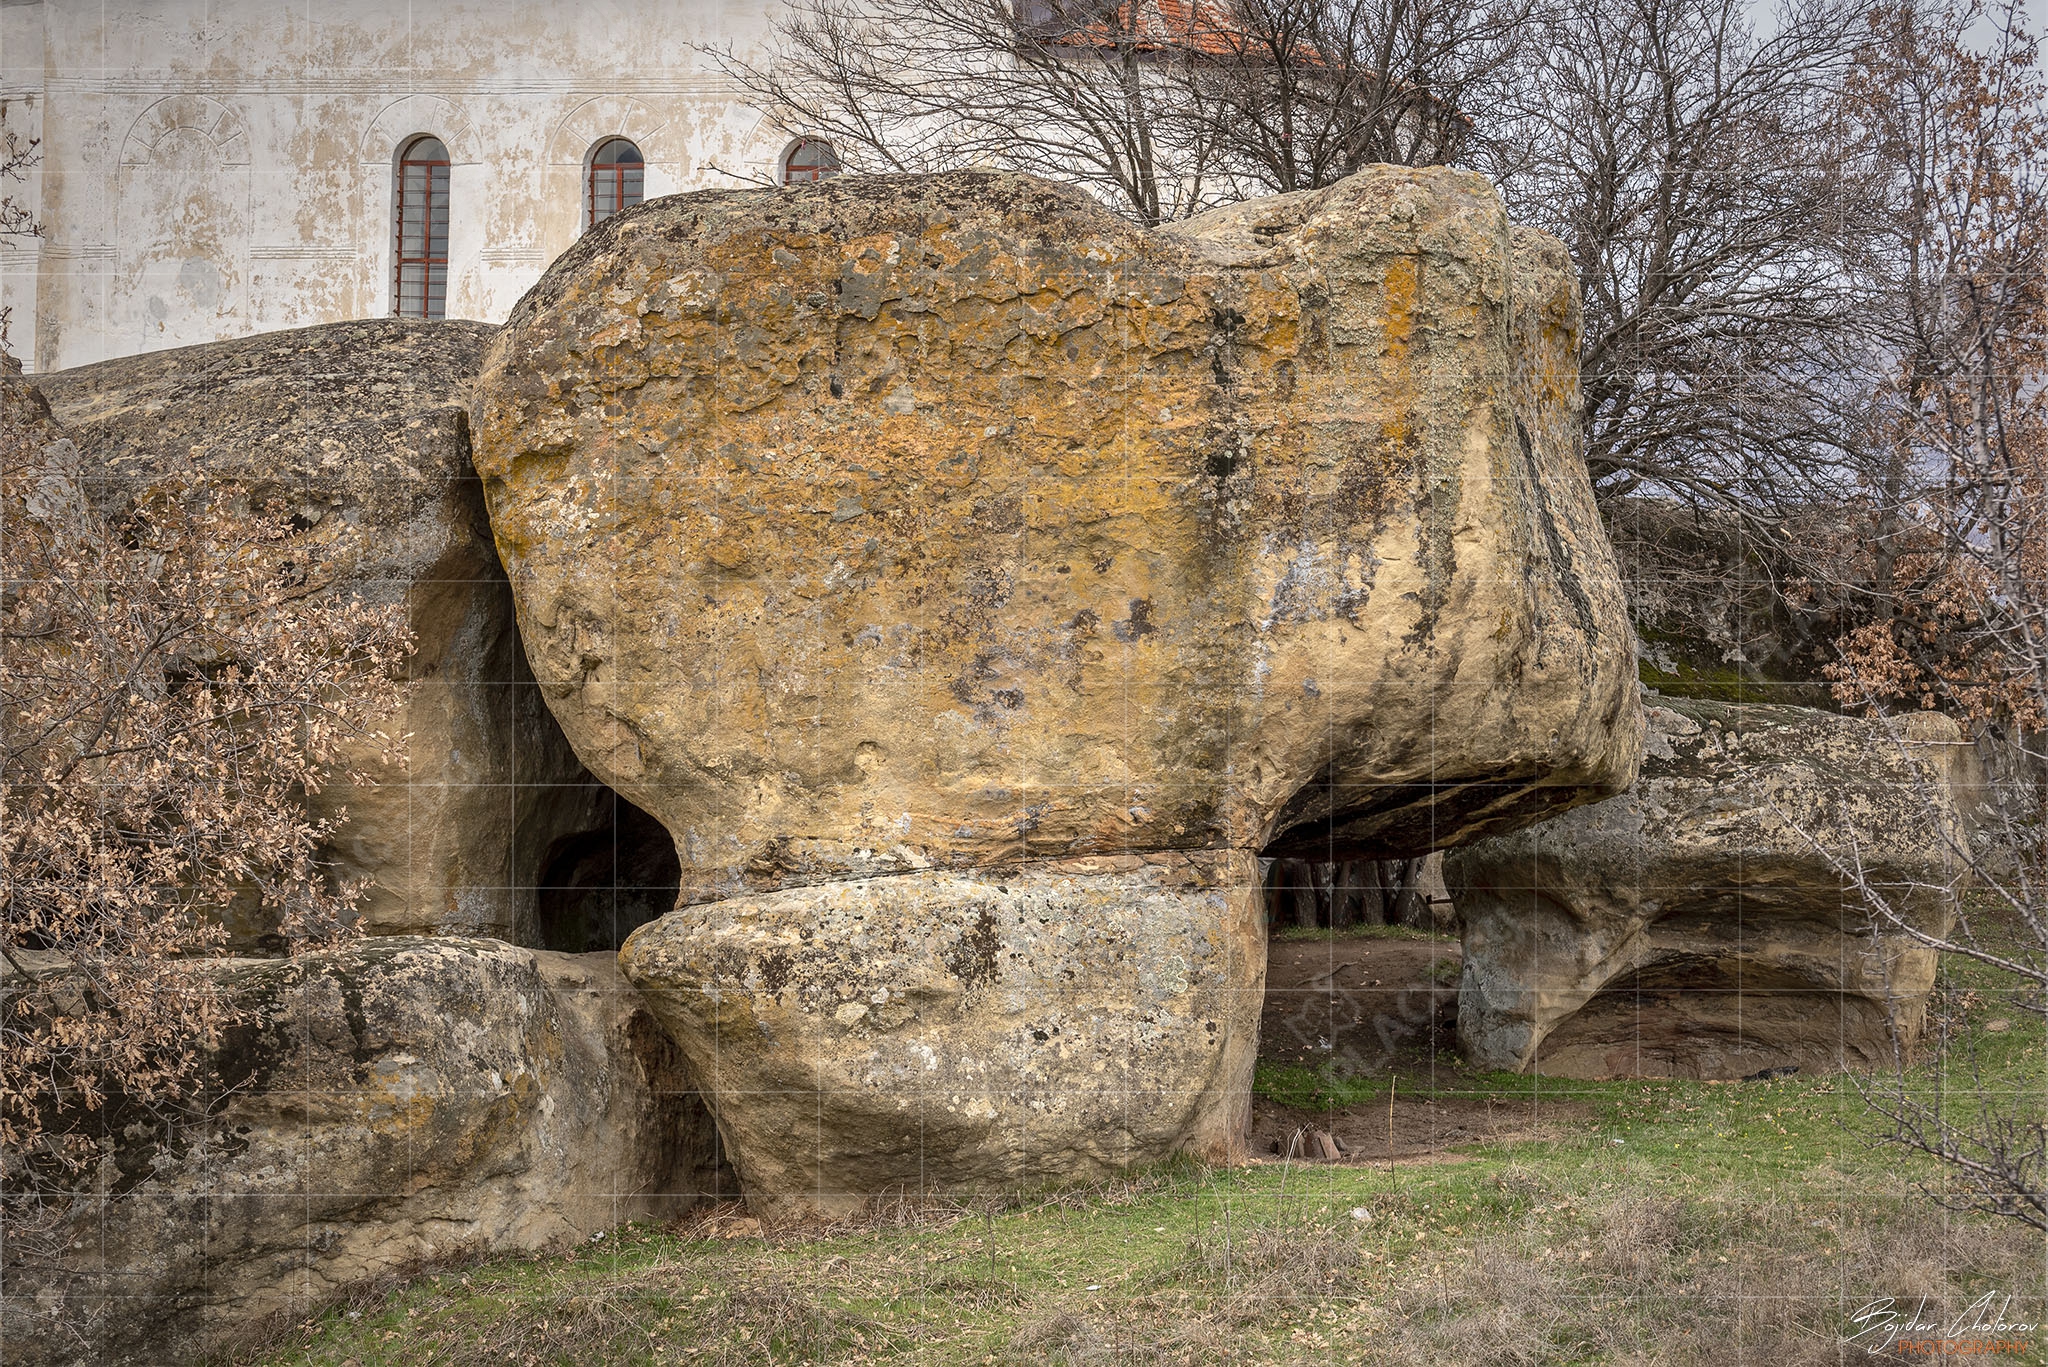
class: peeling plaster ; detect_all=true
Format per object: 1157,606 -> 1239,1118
1,0 -> 788,372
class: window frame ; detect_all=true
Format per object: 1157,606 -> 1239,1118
780,137 -> 842,186
393,135 -> 450,320
585,137 -> 646,231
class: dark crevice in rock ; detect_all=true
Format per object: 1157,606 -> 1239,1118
533,792 -> 682,953
1259,853 -> 1453,933
622,1005 -> 739,1199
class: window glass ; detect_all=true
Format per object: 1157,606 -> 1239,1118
394,136 -> 449,319
783,138 -> 841,185
588,138 -> 646,230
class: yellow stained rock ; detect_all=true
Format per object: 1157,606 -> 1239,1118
475,167 -> 1644,1215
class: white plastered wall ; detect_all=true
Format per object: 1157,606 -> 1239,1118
2,0 -> 789,372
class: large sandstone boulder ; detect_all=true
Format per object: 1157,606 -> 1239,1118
473,167 -> 1643,1214
620,851 -> 1261,1218
38,322 -> 634,946
1,938 -> 728,1367
1448,697 -> 1973,1078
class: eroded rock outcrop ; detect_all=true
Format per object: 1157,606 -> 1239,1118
38,322 -> 628,945
622,852 -> 1261,1216
473,167 -> 1642,1213
1,939 -> 727,1367
1447,697 -> 1972,1078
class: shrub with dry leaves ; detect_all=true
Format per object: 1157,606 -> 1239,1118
0,360 -> 412,1219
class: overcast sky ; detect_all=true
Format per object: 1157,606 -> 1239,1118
1748,0 -> 2046,56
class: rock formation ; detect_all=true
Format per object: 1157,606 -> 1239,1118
0,938 -> 728,1367
621,851 -> 1260,1214
37,322 -> 657,947
472,167 -> 1644,1215
1606,496 -> 1837,708
1448,696 -> 1973,1078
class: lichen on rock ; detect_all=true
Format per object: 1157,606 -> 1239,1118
1447,695 -> 1973,1078
37,321 -> 613,945
619,852 -> 1262,1219
0,938 -> 727,1367
474,166 -> 1643,1212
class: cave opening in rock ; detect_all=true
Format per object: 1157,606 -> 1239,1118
1252,847 -> 1464,1095
1260,855 -> 1450,931
533,791 -> 682,954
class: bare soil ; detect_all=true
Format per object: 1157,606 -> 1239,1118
1249,1093 -> 1591,1163
1252,930 -> 1593,1162
1259,932 -> 1461,1070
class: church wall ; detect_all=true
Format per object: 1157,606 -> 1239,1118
1,0 -> 788,372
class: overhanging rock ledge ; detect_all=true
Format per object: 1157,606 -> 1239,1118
471,165 -> 1645,1216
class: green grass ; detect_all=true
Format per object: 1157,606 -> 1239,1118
1268,921 -> 1448,944
247,931 -> 2048,1367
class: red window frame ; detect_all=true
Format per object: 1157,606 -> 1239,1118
586,139 -> 646,230
782,138 -> 841,185
394,138 -> 449,320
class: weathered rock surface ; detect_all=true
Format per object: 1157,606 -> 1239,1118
1,351 -> 69,460
475,167 -> 1643,1211
38,322 -> 629,945
2,938 -> 727,1367
1447,697 -> 1972,1078
1607,495 -> 1836,708
619,852 -> 1262,1219
475,168 -> 1639,887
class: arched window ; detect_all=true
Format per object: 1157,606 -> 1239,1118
586,138 -> 645,230
781,138 -> 841,185
393,136 -> 449,320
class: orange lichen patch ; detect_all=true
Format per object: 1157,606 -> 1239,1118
474,167 -> 1640,906
1382,253 -> 1419,349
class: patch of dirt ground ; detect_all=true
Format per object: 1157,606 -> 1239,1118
1259,933 -> 1462,1071
1252,930 -> 1593,1162
1249,1094 -> 1591,1164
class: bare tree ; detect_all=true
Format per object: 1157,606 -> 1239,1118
0,97 -> 41,351
0,368 -> 414,1270
710,0 -> 1512,225
1485,0 -> 1880,524
1823,0 -> 2048,719
1814,0 -> 2048,1229
1264,855 -> 1440,929
1174,0 -> 1527,195
709,0 -> 1224,224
